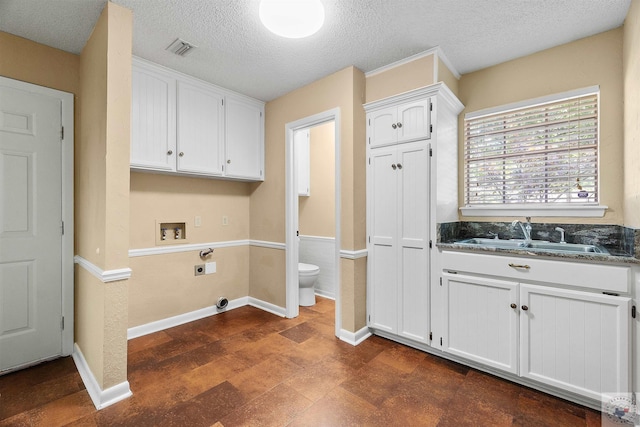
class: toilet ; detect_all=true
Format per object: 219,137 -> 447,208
298,262 -> 320,306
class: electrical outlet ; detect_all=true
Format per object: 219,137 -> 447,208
194,264 -> 205,276
194,216 -> 202,227
222,216 -> 228,226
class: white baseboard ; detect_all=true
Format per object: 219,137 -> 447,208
127,296 -> 285,340
339,326 -> 372,346
315,289 -> 335,300
247,297 -> 287,317
72,343 -> 132,410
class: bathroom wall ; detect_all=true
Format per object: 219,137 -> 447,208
128,173 -> 251,327
299,121 -> 336,298
458,28 -> 624,225
251,66 -> 367,333
365,54 -> 435,103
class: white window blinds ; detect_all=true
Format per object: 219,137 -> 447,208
464,89 -> 599,206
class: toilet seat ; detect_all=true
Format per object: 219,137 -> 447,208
298,263 -> 320,275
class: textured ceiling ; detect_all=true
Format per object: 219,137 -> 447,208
0,0 -> 631,101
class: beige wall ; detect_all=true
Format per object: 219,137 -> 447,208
366,55 -> 435,103
438,56 -> 459,97
128,173 -> 251,327
624,2 -> 640,228
128,247 -> 250,327
250,66 -> 367,332
75,2 -> 132,389
299,121 -> 336,237
458,28 -> 624,225
0,31 -> 79,95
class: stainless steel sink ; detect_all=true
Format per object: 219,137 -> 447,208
455,238 -> 609,255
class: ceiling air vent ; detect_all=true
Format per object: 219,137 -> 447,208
166,38 -> 197,57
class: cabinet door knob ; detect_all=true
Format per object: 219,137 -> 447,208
397,122 -> 402,128
391,164 -> 397,170
510,303 -> 517,309
521,305 -> 529,311
227,159 -> 231,164
167,150 -> 173,155
397,163 -> 403,169
391,123 -> 397,129
179,152 -> 184,157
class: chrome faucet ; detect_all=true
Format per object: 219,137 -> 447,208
555,227 -> 566,244
511,217 -> 532,243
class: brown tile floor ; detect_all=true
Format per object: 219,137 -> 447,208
0,297 -> 602,426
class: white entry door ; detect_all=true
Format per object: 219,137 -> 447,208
0,84 -> 63,372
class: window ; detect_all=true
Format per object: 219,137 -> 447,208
461,86 -> 606,217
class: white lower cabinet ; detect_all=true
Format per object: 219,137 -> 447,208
443,273 -> 519,374
441,254 -> 632,403
520,283 -> 630,401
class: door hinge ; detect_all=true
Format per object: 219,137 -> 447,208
368,157 -> 370,165
429,332 -> 432,341
429,240 -> 432,248
439,277 -> 442,286
260,111 -> 263,117
222,165 -> 224,172
368,314 -> 371,322
368,137 -> 370,145
260,170 -> 263,177
368,236 -> 370,243
221,99 -> 224,106
60,126 -> 64,140
429,148 -> 433,157
430,124 -> 433,133
368,118 -> 370,126
61,317 -> 65,330
632,305 -> 636,319
61,221 -> 64,235
440,337 -> 443,346
430,102 -> 433,111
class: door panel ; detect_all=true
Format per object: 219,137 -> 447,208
397,99 -> 431,143
225,97 -> 263,179
444,274 -> 519,374
177,81 -> 223,175
369,106 -> 397,148
0,86 -> 62,372
520,284 -> 631,399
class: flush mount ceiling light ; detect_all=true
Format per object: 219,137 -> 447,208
259,0 -> 325,39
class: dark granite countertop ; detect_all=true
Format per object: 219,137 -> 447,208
437,221 -> 640,265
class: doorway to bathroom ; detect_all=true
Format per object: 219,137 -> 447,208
285,108 -> 341,337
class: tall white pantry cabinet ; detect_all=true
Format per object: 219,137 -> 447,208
365,83 -> 464,345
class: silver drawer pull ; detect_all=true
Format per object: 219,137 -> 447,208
508,263 -> 530,269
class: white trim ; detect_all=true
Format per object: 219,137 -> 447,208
0,77 -> 75,357
460,204 -> 608,218
285,108 -> 342,339
72,343 -> 132,410
465,85 -> 600,120
339,326 -> 372,346
364,82 -> 463,113
247,297 -> 286,317
315,289 -> 335,300
339,249 -> 368,260
299,235 -> 335,243
365,47 -> 438,77
129,239 -> 250,257
250,239 -> 286,250
74,255 -> 132,283
127,296 -> 284,340
434,48 -> 461,80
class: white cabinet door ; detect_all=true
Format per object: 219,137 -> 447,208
368,106 -> 398,148
176,81 -> 224,176
397,142 -> 430,343
225,96 -> 264,180
295,129 -> 310,196
443,274 -> 519,374
131,66 -> 176,171
520,284 -> 631,400
368,146 -> 398,333
368,99 -> 431,148
397,99 -> 431,144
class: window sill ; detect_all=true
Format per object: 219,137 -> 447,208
459,204 -> 607,218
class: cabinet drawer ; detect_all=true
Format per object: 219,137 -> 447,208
441,250 -> 629,294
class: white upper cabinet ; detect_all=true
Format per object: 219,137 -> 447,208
368,99 -> 431,148
295,129 -> 310,196
225,96 -> 264,180
131,64 -> 176,171
176,80 -> 224,176
131,57 -> 265,181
